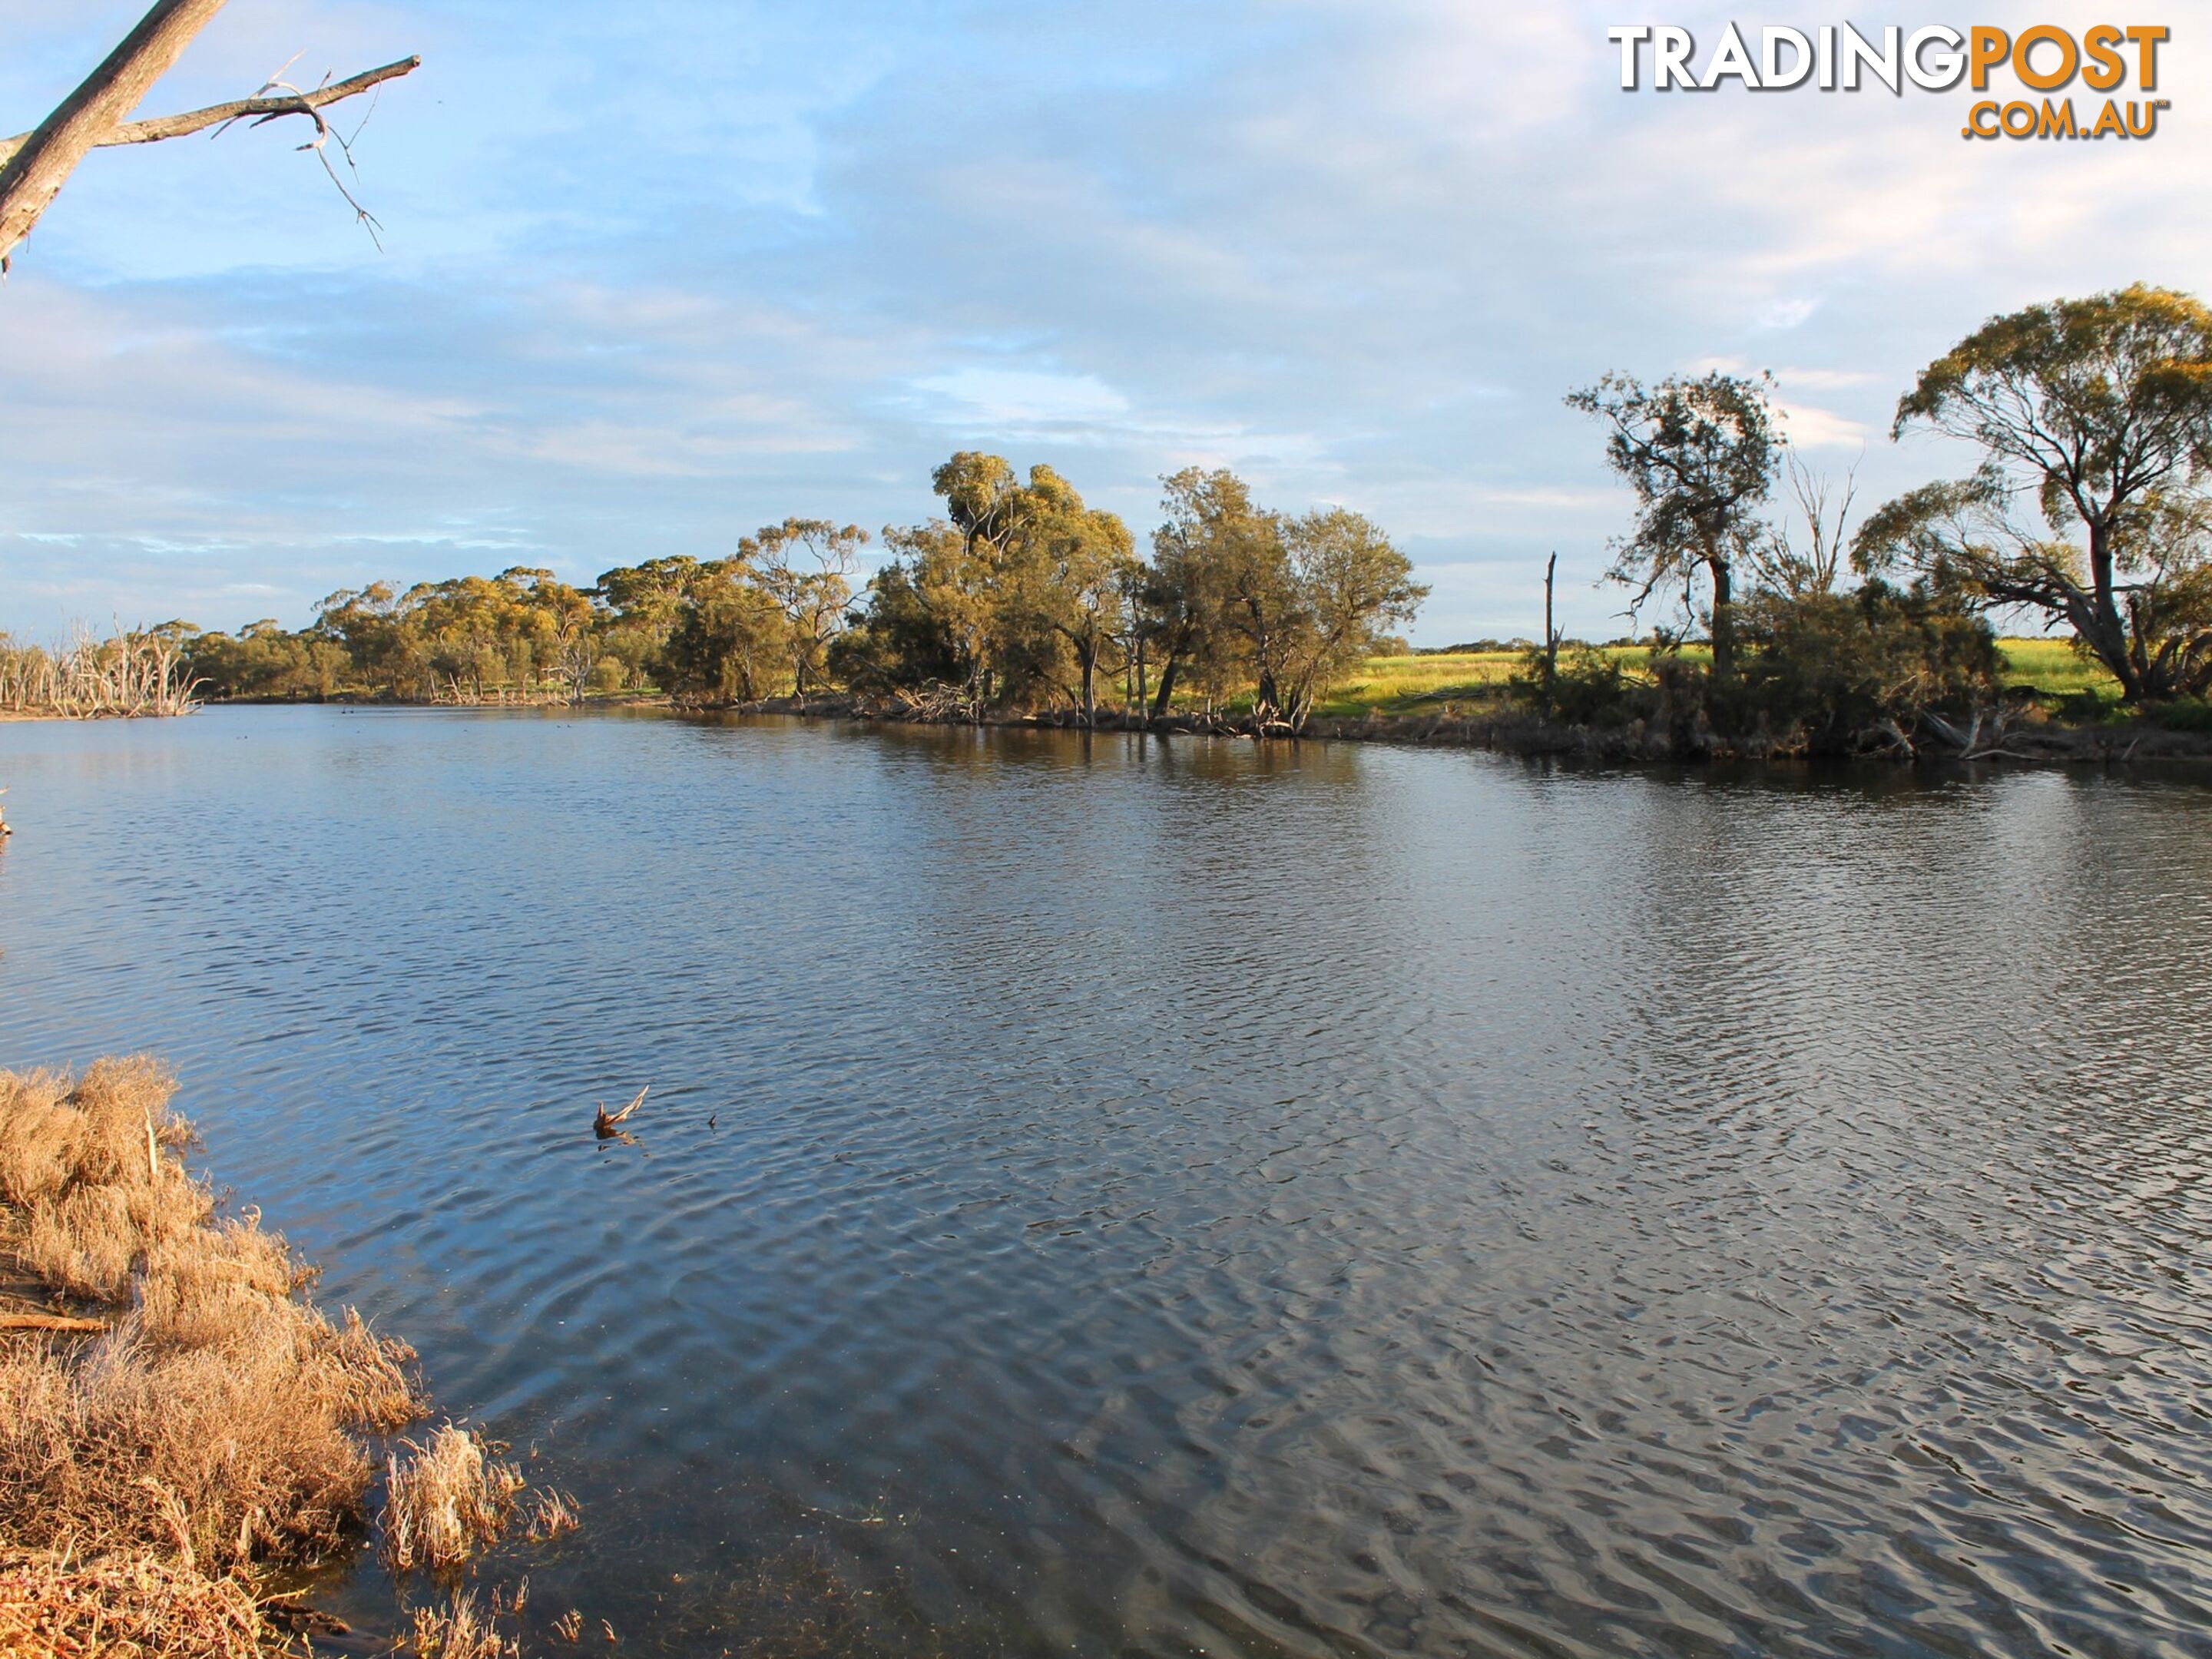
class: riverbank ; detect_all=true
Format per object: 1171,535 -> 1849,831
0,1058 -> 531,1657
170,687 -> 2212,766
684,691 -> 2212,767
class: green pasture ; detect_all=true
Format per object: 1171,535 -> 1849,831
1313,637 -> 2120,719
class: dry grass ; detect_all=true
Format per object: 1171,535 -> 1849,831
381,1426 -> 525,1574
0,1059 -> 577,1654
0,1551 -> 273,1659
0,1057 -> 442,1655
406,1589 -> 520,1659
0,1058 -> 426,1575
525,1488 -> 581,1544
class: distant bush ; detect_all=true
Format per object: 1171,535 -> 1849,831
1495,583 -> 2005,754
1729,581 -> 2000,753
1510,645 -> 1640,727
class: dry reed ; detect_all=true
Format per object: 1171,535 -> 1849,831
525,1488 -> 581,1544
381,1426 -> 526,1574
406,1588 -> 521,1659
0,1551 -> 271,1659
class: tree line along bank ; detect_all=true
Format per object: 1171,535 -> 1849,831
108,283 -> 2212,756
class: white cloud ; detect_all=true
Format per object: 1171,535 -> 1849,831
1773,401 -> 1870,450
906,367 -> 1131,428
0,0 -> 2203,644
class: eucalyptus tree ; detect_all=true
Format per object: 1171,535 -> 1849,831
1019,469 -> 1135,726
657,558 -> 785,705
1856,284 -> 2212,700
744,519 -> 869,705
1144,469 -> 1267,718
1267,508 -> 1426,729
1567,371 -> 1783,674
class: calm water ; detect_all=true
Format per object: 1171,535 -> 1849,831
3,707 -> 2211,1658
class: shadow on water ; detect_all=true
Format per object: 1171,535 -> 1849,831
4,707 -> 2212,1657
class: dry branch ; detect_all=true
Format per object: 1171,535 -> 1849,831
592,1086 -> 648,1139
0,0 -> 227,267
0,57 -> 422,167
0,0 -> 420,270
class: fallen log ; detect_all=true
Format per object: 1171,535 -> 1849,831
0,1311 -> 107,1333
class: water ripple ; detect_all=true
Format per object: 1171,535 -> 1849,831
2,710 -> 2210,1657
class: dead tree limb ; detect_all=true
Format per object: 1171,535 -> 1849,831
0,0 -> 230,269
0,57 -> 422,167
0,0 -> 420,270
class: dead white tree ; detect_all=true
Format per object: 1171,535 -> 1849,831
0,0 -> 419,271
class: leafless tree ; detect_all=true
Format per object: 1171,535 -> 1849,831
1748,453 -> 1859,598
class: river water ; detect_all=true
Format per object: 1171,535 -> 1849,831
2,707 -> 2210,1658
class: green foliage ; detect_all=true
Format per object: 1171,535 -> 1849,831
183,619 -> 349,700
2050,687 -> 2124,725
1863,283 -> 2212,701
655,560 -> 786,704
832,457 -> 1419,730
168,455 -> 1422,725
2148,697 -> 2212,732
743,520 -> 869,701
826,551 -> 964,697
1118,469 -> 1424,728
1508,645 -> 1634,727
1566,370 -> 1782,673
1730,582 -> 2002,753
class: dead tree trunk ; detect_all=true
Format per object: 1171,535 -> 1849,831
1541,551 -> 1558,720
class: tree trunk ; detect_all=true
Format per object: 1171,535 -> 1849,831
1150,637 -> 1184,720
2084,519 -> 2147,700
1541,551 -> 1558,720
1707,553 -> 1737,677
1080,646 -> 1095,727
0,0 -> 229,268
1254,667 -> 1282,724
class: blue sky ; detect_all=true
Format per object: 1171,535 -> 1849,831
0,1 -> 2203,643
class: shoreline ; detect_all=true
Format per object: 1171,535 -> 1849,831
56,691 -> 2212,767
685,694 -> 2212,768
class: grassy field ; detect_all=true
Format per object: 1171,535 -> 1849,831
1315,637 -> 2120,719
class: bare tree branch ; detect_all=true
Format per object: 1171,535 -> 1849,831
0,55 -> 422,168
0,0 -> 229,268
0,0 -> 420,272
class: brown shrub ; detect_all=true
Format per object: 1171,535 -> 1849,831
311,1306 -> 425,1432
22,1181 -> 139,1300
68,1055 -> 187,1186
0,1067 -> 82,1205
137,1217 -> 305,1351
0,1317 -> 373,1569
525,1487 -> 581,1543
